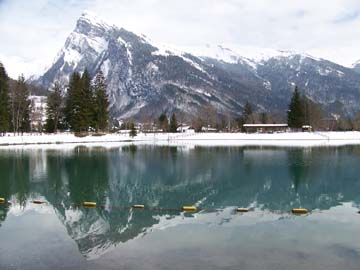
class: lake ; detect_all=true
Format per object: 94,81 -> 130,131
0,144 -> 359,270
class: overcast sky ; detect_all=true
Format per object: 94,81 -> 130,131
1,0 -> 360,78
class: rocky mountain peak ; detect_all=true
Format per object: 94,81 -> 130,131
76,10 -> 113,34
33,12 -> 360,119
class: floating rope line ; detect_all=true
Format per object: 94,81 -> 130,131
3,198 -> 359,215
76,202 -> 311,215
65,202 -> 312,215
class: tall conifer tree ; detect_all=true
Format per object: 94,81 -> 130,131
287,86 -> 305,128
93,71 -> 109,132
158,113 -> 168,132
169,113 -> 177,133
129,122 -> 137,137
80,69 -> 93,130
243,101 -> 253,121
64,72 -> 82,132
0,63 -> 10,134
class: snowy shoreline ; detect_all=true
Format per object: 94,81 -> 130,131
1,131 -> 360,148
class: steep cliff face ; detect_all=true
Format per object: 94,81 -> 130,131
34,11 -> 360,118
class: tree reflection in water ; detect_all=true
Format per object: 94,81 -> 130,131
0,145 -> 359,258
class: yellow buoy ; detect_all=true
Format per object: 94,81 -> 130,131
133,204 -> 145,209
236,208 -> 249,213
32,200 -> 45,204
292,208 -> 308,214
0,198 -> 5,204
182,206 -> 197,212
83,202 -> 97,208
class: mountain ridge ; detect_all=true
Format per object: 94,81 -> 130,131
33,11 -> 360,119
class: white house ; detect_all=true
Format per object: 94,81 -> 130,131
29,95 -> 47,132
177,124 -> 196,133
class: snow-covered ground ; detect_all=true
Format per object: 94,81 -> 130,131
1,131 -> 360,148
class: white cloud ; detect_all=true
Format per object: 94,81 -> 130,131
0,53 -> 50,78
1,0 -> 360,78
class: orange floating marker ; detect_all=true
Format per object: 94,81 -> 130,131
83,202 -> 97,208
32,200 -> 45,204
292,208 -> 308,214
133,204 -> 145,209
236,208 -> 249,213
182,206 -> 197,212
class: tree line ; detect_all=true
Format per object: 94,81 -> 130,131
46,69 -> 109,133
0,63 -> 31,135
121,112 -> 178,136
0,60 -> 359,135
135,87 -> 325,133
0,62 -> 109,135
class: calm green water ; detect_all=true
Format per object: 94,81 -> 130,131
0,145 -> 360,270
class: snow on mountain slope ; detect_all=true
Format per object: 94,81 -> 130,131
182,44 -> 322,68
34,11 -> 360,119
38,11 -> 112,86
60,12 -> 110,64
79,10 -> 114,31
140,36 -> 209,75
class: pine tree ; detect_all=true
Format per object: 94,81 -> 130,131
242,101 -> 253,123
10,75 -> 30,134
237,101 -> 253,132
169,113 -> 177,133
64,72 -> 82,132
45,81 -> 63,133
0,63 -> 10,135
158,113 -> 168,132
129,122 -> 137,137
64,71 -> 94,133
93,71 -> 109,132
80,69 -> 93,131
287,86 -> 305,128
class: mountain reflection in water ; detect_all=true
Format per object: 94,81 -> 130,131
0,145 -> 359,259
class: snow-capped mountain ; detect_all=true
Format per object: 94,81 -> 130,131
34,11 -> 360,118
182,44 -> 321,68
